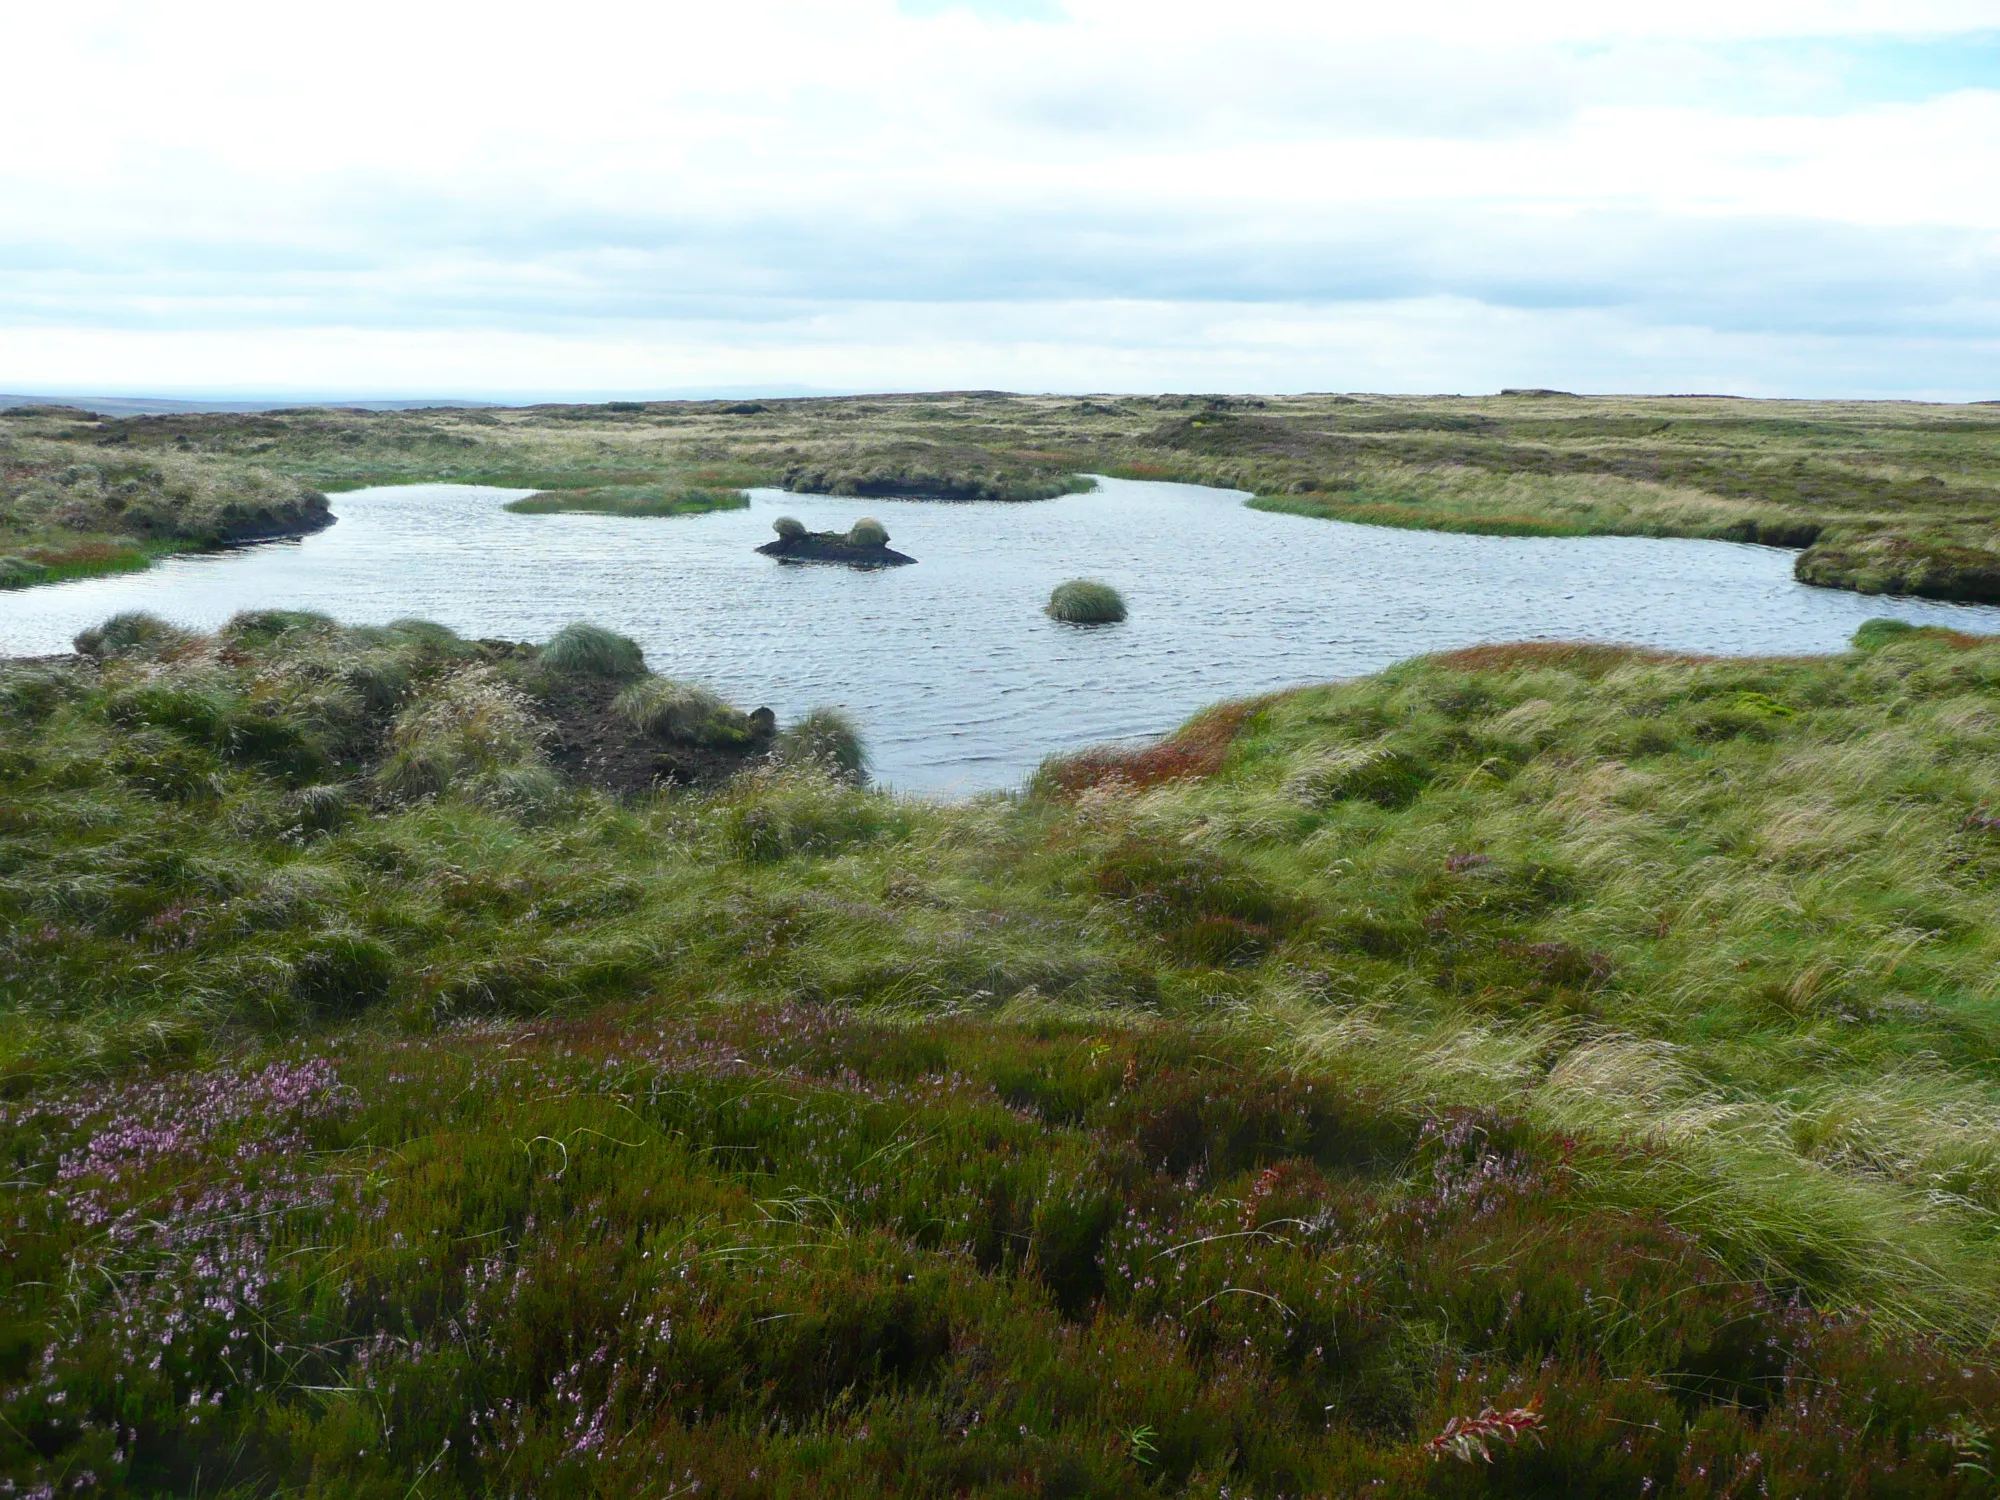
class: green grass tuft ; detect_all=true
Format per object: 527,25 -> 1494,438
613,675 -> 755,746
774,706 -> 867,781
72,610 -> 191,659
846,516 -> 890,547
537,622 -> 647,680
1046,578 -> 1128,623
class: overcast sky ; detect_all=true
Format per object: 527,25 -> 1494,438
3,0 -> 1996,399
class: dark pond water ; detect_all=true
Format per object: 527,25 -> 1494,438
6,478 -> 1999,794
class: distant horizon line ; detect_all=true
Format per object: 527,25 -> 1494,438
6,387 -> 1999,416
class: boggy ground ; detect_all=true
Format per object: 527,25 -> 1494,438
0,407 -> 330,587
7,389 -> 1998,598
8,616 -> 2000,1492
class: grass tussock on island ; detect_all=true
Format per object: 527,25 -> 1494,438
1047,578 -> 1128,623
503,484 -> 749,518
9,616 -> 2000,1492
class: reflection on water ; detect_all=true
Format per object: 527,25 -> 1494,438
5,477 -> 1999,794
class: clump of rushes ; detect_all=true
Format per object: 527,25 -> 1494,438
536,621 -> 646,679
773,515 -> 807,541
73,610 -> 191,658
846,517 -> 889,547
1045,578 -> 1127,623
774,706 -> 866,781
613,675 -> 754,746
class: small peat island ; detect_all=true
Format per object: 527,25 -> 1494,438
757,514 -> 915,567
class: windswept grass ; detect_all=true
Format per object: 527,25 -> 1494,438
613,674 -> 758,747
537,622 -> 647,680
773,705 -> 867,781
10,615 -> 2000,1490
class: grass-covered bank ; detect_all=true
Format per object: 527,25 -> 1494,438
10,613 -> 2000,1490
0,410 -> 331,589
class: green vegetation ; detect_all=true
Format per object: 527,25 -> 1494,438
783,440 -> 1087,501
537,622 -> 647,680
15,390 -> 1999,599
10,617 -> 2000,1493
847,515 -> 890,547
773,704 -> 866,781
772,514 -> 807,540
8,1007 -> 1998,1497
503,483 -> 749,518
0,412 -> 329,588
1048,578 -> 1128,623
613,674 -> 758,747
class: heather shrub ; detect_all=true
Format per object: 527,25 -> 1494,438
847,516 -> 889,547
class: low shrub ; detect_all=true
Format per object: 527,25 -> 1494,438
537,621 -> 646,680
1046,578 -> 1127,623
847,516 -> 890,547
773,515 -> 807,541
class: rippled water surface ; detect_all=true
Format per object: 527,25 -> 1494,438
7,478 -> 2000,793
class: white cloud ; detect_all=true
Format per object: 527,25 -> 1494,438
1,0 -> 1996,395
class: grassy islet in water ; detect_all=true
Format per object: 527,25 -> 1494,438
1047,577 -> 1128,622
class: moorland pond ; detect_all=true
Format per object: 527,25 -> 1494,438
5,475 -> 1998,791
